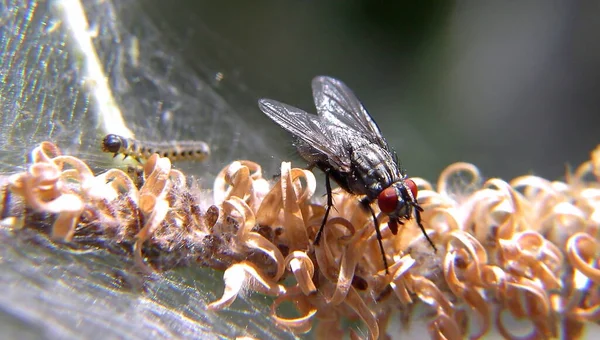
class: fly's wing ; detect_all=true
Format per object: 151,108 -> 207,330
312,76 -> 389,150
258,99 -> 351,170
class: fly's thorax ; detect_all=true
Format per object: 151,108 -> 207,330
349,141 -> 400,199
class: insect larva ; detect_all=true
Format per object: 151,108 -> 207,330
102,134 -> 210,162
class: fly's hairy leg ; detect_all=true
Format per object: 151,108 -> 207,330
313,172 -> 333,245
361,197 -> 389,274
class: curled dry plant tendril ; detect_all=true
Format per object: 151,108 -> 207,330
3,142 -> 600,340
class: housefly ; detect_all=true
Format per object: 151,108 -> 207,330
258,76 -> 436,273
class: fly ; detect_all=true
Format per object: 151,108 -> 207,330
258,76 -> 436,274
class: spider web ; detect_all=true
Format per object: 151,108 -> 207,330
0,0 -> 294,339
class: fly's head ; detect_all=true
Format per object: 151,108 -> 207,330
377,178 -> 422,235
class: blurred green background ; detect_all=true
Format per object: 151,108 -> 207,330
142,1 -> 600,182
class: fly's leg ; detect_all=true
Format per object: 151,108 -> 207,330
360,197 -> 389,275
414,203 -> 437,252
313,172 -> 332,245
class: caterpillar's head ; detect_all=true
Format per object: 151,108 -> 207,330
102,134 -> 124,153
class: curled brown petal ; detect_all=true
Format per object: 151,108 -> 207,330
213,161 -> 268,209
139,154 -> 171,201
284,251 -> 316,295
578,188 -> 600,215
97,169 -> 139,203
208,261 -> 284,311
513,230 -> 544,256
426,208 -> 461,240
255,164 -> 316,234
225,162 -> 252,200
223,196 -> 255,238
322,216 -> 355,246
169,169 -> 187,189
460,189 -> 502,232
484,179 -> 523,216
134,197 -> 169,272
19,176 -> 65,213
207,262 -> 250,311
443,250 -> 490,339
480,264 -> 507,290
52,156 -> 95,192
134,154 -> 172,271
314,216 -> 358,282
22,163 -> 62,202
460,289 -> 490,339
271,286 -> 317,334
48,198 -> 84,241
570,301 -> 600,321
495,309 -> 536,340
327,227 -> 369,305
437,162 -> 481,198
444,250 -> 466,295
408,177 -> 434,191
244,232 -> 285,281
255,183 -> 283,228
592,145 -> 600,178
389,255 -> 417,305
289,168 -> 316,204
507,278 -> 552,322
416,187 -> 456,210
496,286 -> 555,340
344,286 -> 379,340
566,232 -> 600,283
410,275 -> 454,318
479,179 -> 524,240
30,141 -> 61,163
446,230 -> 488,275
573,159 -> 590,179
510,175 -> 558,200
313,228 -> 338,282
222,196 -> 285,280
279,162 -> 310,249
428,312 -> 463,340
509,231 -> 562,290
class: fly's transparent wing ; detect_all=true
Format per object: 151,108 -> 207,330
312,76 -> 389,149
258,99 -> 350,169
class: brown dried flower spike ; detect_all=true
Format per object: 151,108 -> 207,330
3,142 -> 600,340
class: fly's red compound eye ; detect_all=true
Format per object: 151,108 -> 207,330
405,179 -> 418,200
377,186 -> 399,214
